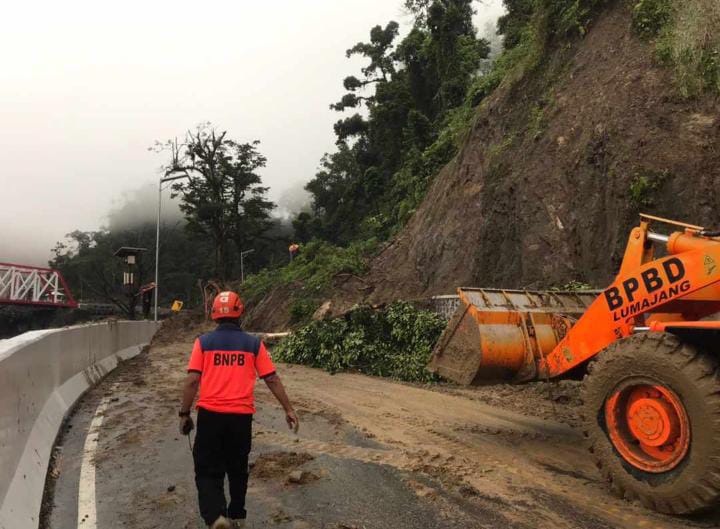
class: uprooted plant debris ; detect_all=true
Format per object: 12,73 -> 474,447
274,302 -> 445,384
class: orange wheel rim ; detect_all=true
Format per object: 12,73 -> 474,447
605,383 -> 690,473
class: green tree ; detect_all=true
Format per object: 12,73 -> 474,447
50,220 -> 223,314
304,144 -> 367,244
299,0 -> 489,243
160,124 -> 275,279
49,229 -> 153,318
497,0 -> 535,48
226,141 -> 275,266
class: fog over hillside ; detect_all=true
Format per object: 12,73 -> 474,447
0,0 -> 506,266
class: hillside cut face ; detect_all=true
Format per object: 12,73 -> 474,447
334,3 -> 720,309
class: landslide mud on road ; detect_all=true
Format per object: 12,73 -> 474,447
43,321 -> 720,529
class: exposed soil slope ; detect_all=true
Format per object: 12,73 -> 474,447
243,284 -> 296,332
330,2 -> 719,312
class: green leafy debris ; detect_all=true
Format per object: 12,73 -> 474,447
274,302 -> 446,383
551,280 -> 594,291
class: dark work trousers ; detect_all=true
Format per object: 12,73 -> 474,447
193,408 -> 253,525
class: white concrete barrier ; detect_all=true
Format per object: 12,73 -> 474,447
0,320 -> 158,529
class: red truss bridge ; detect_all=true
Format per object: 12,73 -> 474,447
0,263 -> 78,308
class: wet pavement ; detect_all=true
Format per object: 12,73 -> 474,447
42,335 -> 720,529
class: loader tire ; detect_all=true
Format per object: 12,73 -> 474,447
581,332 -> 720,514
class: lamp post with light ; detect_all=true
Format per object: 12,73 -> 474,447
154,173 -> 189,322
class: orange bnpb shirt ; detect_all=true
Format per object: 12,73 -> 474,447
187,323 -> 276,414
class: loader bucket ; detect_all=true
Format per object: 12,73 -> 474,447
428,288 -> 597,384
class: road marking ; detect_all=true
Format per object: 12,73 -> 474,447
76,391 -> 113,528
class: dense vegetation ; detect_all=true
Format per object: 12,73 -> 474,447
294,0 -> 492,245
274,302 -> 446,383
277,0 -> 718,300
239,238 -> 377,322
241,1 -> 501,313
157,126 -> 276,279
243,0 -> 615,311
50,172 -> 290,315
263,0 -> 720,369
50,224 -> 206,314
50,1 -> 718,320
632,0 -> 720,97
498,0 -> 719,98
294,0 -> 652,249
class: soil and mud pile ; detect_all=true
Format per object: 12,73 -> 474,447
151,310 -> 211,345
328,3 -> 719,314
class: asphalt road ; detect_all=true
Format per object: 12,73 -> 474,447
41,327 -> 720,529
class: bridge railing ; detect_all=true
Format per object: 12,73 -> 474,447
0,263 -> 78,308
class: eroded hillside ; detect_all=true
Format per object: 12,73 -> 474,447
328,2 -> 719,314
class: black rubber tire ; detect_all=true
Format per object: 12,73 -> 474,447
581,332 -> 720,514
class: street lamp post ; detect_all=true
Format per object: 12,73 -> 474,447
240,249 -> 255,284
154,173 -> 189,322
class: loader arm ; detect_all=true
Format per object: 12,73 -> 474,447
427,216 -> 720,514
540,230 -> 720,378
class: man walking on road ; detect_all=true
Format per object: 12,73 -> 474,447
179,291 -> 299,529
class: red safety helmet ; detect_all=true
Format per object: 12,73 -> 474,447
211,291 -> 244,320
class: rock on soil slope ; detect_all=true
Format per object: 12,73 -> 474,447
330,2 -> 719,313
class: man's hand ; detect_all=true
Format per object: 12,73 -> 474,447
179,415 -> 194,436
264,373 -> 299,433
286,409 -> 299,433
180,372 -> 200,435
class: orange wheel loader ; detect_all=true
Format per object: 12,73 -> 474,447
428,214 -> 720,514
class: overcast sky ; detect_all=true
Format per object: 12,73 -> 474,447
0,0 -> 505,266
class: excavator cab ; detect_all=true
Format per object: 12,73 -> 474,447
429,215 -> 720,514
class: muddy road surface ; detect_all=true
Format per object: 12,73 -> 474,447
43,327 -> 720,529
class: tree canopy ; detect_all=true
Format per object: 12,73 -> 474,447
296,0 -> 490,245
49,125 -> 291,312
160,124 -> 275,279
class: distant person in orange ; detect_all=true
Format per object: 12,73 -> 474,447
178,291 -> 299,529
288,243 -> 300,261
